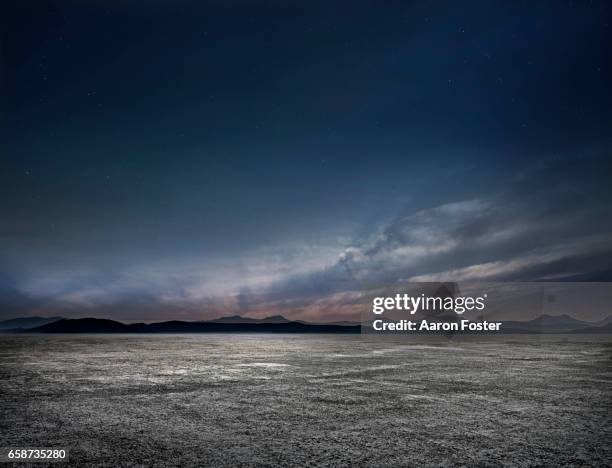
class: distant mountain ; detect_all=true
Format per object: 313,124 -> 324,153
258,315 -> 292,324
26,318 -> 360,334
209,315 -> 291,324
307,320 -> 361,327
502,314 -> 591,333
0,316 -> 63,331
567,322 -> 612,334
209,315 -> 362,326
17,314 -> 612,335
209,315 -> 259,324
33,318 -> 129,333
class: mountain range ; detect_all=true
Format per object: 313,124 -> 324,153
0,316 -> 64,330
501,314 -> 597,333
17,317 -> 360,334
0,313 -> 611,334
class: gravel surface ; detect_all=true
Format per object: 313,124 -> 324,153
1,334 -> 611,467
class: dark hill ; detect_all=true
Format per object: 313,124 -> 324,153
502,314 -> 590,333
0,316 -> 63,330
209,315 -> 257,323
129,320 -> 358,333
209,315 -> 291,324
565,322 -> 612,334
32,318 -> 129,333
27,318 -> 360,334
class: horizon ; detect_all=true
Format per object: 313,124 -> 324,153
3,310 -> 612,326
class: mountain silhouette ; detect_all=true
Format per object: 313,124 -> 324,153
27,317 -> 360,334
209,315 -> 291,324
567,322 -> 612,334
0,316 -> 64,330
502,314 -> 590,333
33,318 -> 129,333
10,313 -> 612,334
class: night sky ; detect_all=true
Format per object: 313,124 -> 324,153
2,1 -> 611,322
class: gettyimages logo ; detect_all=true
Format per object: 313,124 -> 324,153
372,292 -> 487,315
364,283 -> 501,334
361,282 -> 612,336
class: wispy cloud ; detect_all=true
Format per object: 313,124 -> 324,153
2,170 -> 611,322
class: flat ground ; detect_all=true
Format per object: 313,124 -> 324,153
1,334 -> 611,467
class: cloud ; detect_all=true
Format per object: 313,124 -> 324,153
249,188 -> 612,320
2,165 -> 612,322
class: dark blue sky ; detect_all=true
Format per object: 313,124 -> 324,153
1,1 -> 611,321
